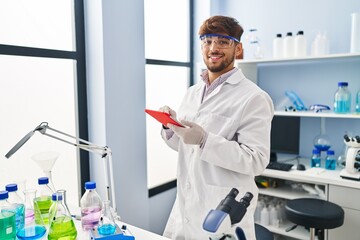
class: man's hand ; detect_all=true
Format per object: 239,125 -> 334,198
168,120 -> 207,145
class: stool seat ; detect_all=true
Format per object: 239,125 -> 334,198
285,198 -> 344,230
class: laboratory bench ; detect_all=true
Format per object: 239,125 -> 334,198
257,159 -> 360,240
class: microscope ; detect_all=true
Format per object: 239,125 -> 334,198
340,134 -> 360,181
203,188 -> 253,240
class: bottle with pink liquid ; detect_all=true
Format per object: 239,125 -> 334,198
80,182 -> 102,231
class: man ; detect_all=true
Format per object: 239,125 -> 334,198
159,15 -> 274,239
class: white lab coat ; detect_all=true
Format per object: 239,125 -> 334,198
162,69 -> 274,240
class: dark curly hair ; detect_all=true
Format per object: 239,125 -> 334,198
198,15 -> 244,42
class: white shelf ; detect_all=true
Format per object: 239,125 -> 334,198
236,53 -> 360,64
258,185 -> 323,200
274,111 -> 360,119
263,221 -> 309,240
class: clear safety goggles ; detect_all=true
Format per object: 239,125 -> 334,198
200,34 -> 240,49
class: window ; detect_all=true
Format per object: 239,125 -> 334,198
0,0 -> 87,206
144,0 -> 194,192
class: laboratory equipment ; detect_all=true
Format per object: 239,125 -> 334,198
310,149 -> 321,168
294,30 -> 307,57
340,134 -> 360,180
283,32 -> 295,58
31,151 -> 59,192
334,82 -> 351,113
34,177 -> 53,225
272,33 -> 283,59
48,191 -> 77,240
350,13 -> 360,53
17,189 -> 46,240
5,183 -> 25,231
325,150 -> 337,170
203,188 -> 253,240
313,117 -> 331,152
98,200 -> 116,235
0,191 -> 16,240
5,122 -> 118,220
80,181 -> 102,230
356,89 -> 360,113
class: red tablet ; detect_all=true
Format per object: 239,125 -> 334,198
145,109 -> 184,127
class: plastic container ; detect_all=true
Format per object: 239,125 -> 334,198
80,181 -> 102,231
350,13 -> 360,53
294,30 -> 307,57
34,177 -> 53,225
5,183 -> 25,231
273,33 -> 283,58
356,89 -> 360,113
48,192 -> 77,240
334,82 -> 351,113
325,150 -> 337,170
260,206 -> 269,226
283,32 -> 294,58
311,149 -> 321,168
0,191 -> 16,239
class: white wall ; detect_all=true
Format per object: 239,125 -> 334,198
84,0 -> 149,230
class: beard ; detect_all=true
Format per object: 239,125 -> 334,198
204,51 -> 235,73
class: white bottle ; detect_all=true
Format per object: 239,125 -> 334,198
283,32 -> 295,58
294,30 -> 307,57
260,206 -> 270,226
350,13 -> 360,53
273,33 -> 283,58
269,205 -> 279,226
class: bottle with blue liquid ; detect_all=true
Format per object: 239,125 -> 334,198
325,150 -> 337,170
5,184 -> 25,232
311,149 -> 321,168
334,82 -> 351,113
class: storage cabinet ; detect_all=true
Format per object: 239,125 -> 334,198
236,53 -> 360,239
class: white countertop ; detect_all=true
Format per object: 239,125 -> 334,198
261,160 -> 360,189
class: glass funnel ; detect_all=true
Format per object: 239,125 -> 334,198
31,151 -> 59,192
17,189 -> 46,240
48,190 -> 77,240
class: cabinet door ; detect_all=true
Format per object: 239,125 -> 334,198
328,208 -> 360,240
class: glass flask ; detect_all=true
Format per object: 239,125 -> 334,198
98,200 -> 116,235
313,133 -> 331,152
17,189 -> 46,240
48,191 -> 77,240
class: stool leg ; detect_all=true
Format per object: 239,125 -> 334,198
310,228 -> 316,240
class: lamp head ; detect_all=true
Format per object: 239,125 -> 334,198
5,122 -> 49,159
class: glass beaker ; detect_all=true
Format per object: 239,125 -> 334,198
31,151 -> 59,192
48,190 -> 77,240
313,133 -> 331,151
17,189 -> 46,240
97,200 -> 116,235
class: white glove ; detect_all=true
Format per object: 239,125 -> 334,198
159,105 -> 178,129
168,120 -> 207,145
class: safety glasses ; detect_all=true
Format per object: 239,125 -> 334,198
199,34 -> 239,49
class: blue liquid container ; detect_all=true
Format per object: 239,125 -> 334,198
334,82 -> 351,113
356,89 -> 360,113
98,224 -> 116,235
6,184 -> 25,232
16,225 -> 46,240
325,150 -> 337,170
311,149 -> 321,168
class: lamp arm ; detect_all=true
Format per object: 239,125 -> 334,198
35,123 -> 118,218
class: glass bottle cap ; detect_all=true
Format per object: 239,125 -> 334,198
0,191 -> 9,200
5,183 -> 18,192
85,181 -> 96,190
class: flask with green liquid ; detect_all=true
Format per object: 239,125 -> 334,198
0,191 -> 16,240
48,190 -> 77,240
34,177 -> 53,225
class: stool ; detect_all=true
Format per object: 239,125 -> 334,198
255,223 -> 273,240
285,198 -> 344,240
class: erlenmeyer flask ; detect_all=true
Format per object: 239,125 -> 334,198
97,200 -> 116,235
48,190 -> 77,240
17,189 -> 46,240
32,151 -> 59,192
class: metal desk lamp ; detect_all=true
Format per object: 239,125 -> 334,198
5,122 -> 135,239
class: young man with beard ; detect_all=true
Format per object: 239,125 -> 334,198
159,15 -> 274,239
